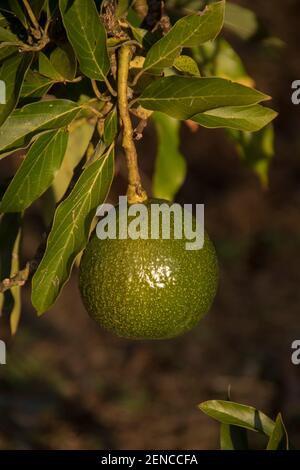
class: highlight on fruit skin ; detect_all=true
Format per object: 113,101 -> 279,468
79,199 -> 218,340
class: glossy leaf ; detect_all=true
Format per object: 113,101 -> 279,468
59,0 -> 110,81
152,112 -> 186,201
138,76 -> 270,120
220,423 -> 248,450
191,104 -> 277,132
199,400 -> 275,436
0,99 -> 80,155
173,55 -> 200,77
0,129 -> 69,212
266,413 -> 289,450
0,52 -> 33,126
32,146 -> 114,314
143,1 -> 225,74
225,2 -> 258,40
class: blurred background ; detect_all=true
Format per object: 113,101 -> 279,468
0,0 -> 300,449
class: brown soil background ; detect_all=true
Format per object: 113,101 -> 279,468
0,0 -> 300,449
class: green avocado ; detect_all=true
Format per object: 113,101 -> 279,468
79,199 -> 218,340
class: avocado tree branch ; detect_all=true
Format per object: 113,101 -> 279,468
117,45 -> 147,203
22,0 -> 42,38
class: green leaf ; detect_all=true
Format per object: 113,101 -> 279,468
51,118 -> 96,202
20,70 -> 54,99
103,107 -> 118,146
173,55 -> 200,77
116,0 -> 133,17
266,413 -> 289,450
0,46 -> 19,63
59,0 -> 110,81
152,112 -> 186,201
225,2 -> 258,40
138,76 -> 271,120
228,124 -> 275,186
0,26 -> 20,42
30,0 -> 46,19
39,52 -> 63,80
0,99 -> 80,156
0,52 -> 33,126
199,400 -> 275,436
220,423 -> 248,450
8,0 -> 28,28
0,12 -> 9,28
0,129 -> 69,212
130,26 -> 161,51
191,104 -> 277,132
31,146 -> 114,314
202,38 -> 253,87
142,1 -> 224,74
50,44 -> 77,81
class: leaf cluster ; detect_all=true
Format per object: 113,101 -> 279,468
0,0 -> 277,328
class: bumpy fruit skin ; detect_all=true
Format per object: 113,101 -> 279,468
79,199 -> 218,340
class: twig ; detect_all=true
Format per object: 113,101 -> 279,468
0,234 -> 47,294
0,264 -> 30,293
91,79 -> 111,101
103,76 -> 118,97
118,45 -> 147,203
23,0 -> 41,36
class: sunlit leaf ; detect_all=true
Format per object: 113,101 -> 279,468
142,1 -> 225,74
0,128 -> 69,212
0,99 -> 80,155
138,76 -> 271,120
220,423 -> 248,450
32,146 -> 114,314
199,400 -> 275,436
59,0 -> 110,81
266,413 -> 289,450
174,55 -> 200,76
192,104 -> 277,132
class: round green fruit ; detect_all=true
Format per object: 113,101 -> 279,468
79,199 -> 218,340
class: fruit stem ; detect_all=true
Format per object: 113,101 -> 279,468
117,45 -> 148,203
